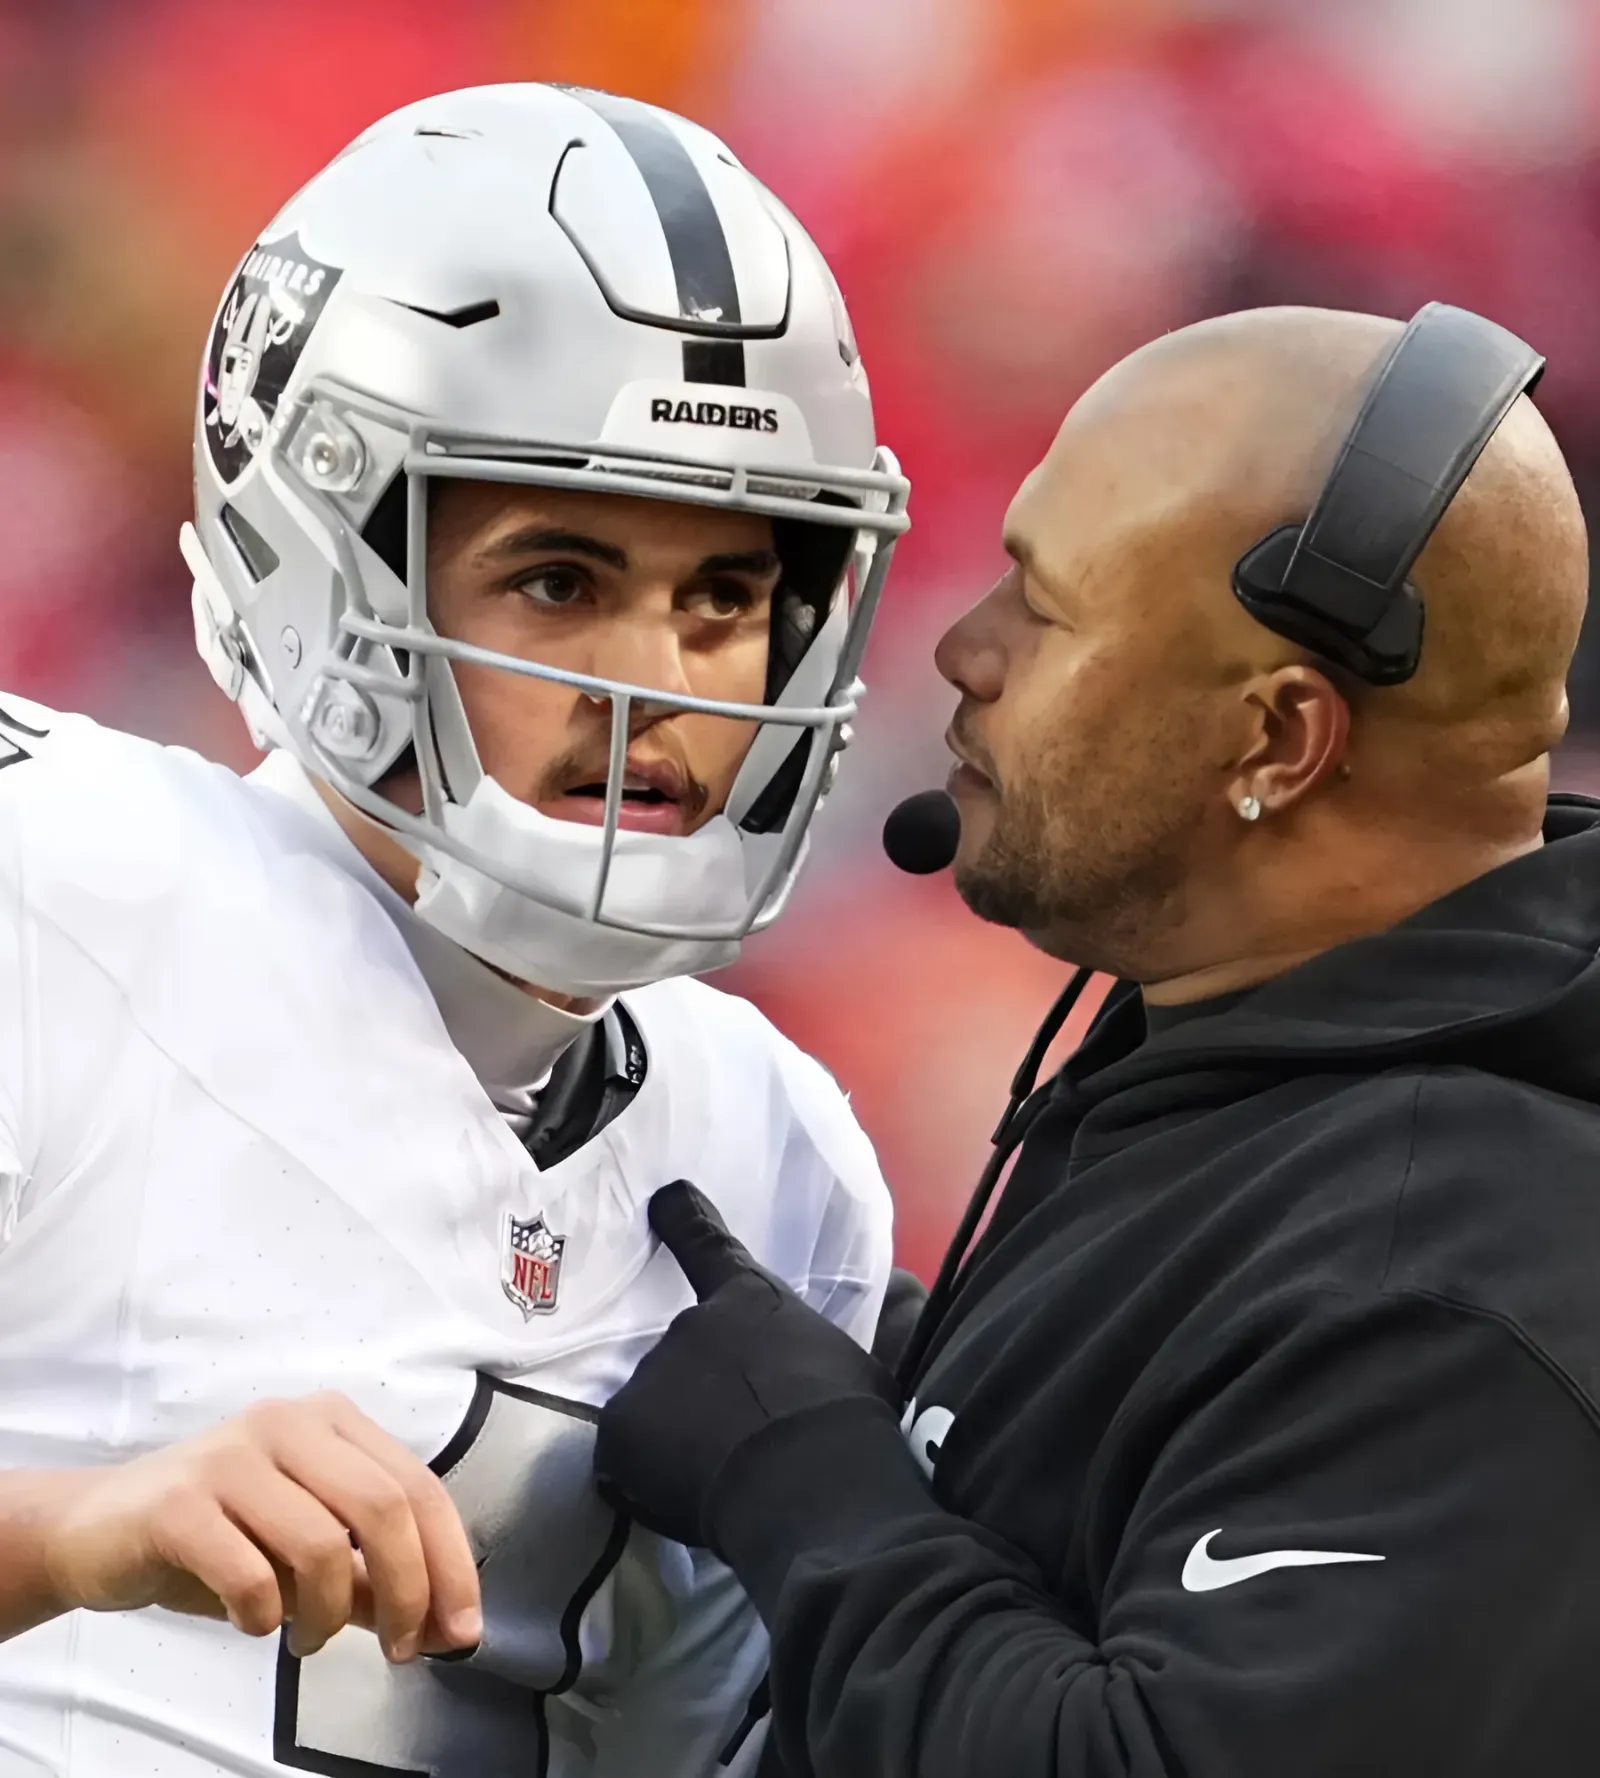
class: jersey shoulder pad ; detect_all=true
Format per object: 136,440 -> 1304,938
632,974 -> 888,1211
0,693 -> 66,786
0,695 -> 261,938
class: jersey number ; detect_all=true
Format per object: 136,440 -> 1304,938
0,703 -> 46,769
273,1375 -> 630,1778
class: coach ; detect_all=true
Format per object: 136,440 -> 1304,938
596,302 -> 1600,1777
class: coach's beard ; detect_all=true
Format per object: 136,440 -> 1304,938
955,775 -> 1202,973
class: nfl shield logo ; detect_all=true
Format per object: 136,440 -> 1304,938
502,1213 -> 566,1319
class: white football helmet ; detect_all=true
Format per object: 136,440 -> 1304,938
183,83 -> 908,996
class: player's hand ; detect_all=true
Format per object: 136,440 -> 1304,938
40,1391 -> 482,1663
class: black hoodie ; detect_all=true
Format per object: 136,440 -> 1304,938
718,797 -> 1600,1778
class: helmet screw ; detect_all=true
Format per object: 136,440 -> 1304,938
281,626 -> 302,668
303,677 -> 382,761
298,404 -> 367,494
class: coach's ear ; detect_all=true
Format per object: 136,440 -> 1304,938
871,1268 -> 929,1372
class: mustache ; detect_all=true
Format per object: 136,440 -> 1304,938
536,741 -> 711,818
947,705 -> 1000,785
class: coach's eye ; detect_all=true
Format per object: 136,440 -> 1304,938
516,567 -> 590,608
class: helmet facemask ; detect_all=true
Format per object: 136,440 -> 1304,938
194,378 -> 907,994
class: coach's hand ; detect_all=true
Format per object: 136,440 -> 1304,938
40,1391 -> 482,1663
595,1180 -> 901,1554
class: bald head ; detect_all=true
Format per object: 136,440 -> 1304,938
1047,307 -> 1586,758
935,305 -> 1589,994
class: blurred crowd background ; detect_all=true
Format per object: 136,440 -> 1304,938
4,0 -> 1599,1276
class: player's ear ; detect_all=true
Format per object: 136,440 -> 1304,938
1229,666 -> 1350,818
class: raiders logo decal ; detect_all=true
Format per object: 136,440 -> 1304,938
203,232 -> 342,484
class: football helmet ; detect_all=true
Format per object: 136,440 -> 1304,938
183,83 -> 908,995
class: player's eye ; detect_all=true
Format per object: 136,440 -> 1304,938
688,579 -> 763,619
515,566 -> 590,608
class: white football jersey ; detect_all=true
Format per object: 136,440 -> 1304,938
0,696 -> 892,1778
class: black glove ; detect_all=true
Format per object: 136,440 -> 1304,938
594,1180 -> 902,1555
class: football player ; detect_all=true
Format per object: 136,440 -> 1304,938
0,84 -> 907,1778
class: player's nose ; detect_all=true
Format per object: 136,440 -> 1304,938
589,612 -> 696,703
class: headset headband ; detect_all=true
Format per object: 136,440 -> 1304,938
1232,302 -> 1545,686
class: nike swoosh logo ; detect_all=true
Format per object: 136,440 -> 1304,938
1182,1529 -> 1385,1593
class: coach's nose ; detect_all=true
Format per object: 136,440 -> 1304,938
935,570 -> 1018,706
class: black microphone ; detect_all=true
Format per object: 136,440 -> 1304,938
883,789 -> 960,875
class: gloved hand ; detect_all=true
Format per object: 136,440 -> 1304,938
594,1180 -> 902,1555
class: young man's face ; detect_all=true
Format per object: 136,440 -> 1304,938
424,481 -> 781,835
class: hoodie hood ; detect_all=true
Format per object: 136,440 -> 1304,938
1074,794 -> 1600,1113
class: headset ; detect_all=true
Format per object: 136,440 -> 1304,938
890,300 -> 1548,1393
1231,300 -> 1545,686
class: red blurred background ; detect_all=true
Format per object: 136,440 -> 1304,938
4,0 -> 1599,1277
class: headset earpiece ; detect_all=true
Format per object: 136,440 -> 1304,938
1233,523 -> 1426,686
1231,302 -> 1544,687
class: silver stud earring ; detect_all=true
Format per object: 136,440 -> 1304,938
1237,794 -> 1262,822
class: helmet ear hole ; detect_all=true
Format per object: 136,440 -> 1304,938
220,503 -> 281,582
361,470 -> 410,583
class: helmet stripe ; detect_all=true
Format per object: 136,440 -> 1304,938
569,89 -> 747,388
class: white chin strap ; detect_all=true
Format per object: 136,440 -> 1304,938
411,773 -> 758,996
